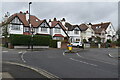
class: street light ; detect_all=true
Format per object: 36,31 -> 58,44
29,2 -> 33,50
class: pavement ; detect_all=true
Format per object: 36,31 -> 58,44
2,47 -> 119,79
2,62 -> 48,79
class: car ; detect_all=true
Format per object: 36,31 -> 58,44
71,42 -> 83,48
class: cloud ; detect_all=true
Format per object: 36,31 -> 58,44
1,2 -> 118,30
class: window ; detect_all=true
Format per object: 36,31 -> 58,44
55,28 -> 61,33
41,28 -> 47,32
12,17 -> 21,24
74,30 -> 79,34
24,27 -> 29,32
11,25 -> 20,30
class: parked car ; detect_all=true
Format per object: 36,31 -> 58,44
71,42 -> 83,48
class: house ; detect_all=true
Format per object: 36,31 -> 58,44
2,11 -> 50,36
79,23 -> 95,42
64,22 -> 81,43
91,22 -> 116,43
49,18 -> 69,41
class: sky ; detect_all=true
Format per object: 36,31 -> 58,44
0,0 -> 119,30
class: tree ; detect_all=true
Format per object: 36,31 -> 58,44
83,39 -> 87,43
95,36 -> 101,44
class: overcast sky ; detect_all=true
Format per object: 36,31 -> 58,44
1,1 -> 118,30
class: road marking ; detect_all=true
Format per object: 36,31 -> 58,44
18,51 -> 23,54
20,51 -> 27,63
88,58 -> 117,65
69,58 -> 98,67
63,52 -> 65,56
2,51 -> 8,53
76,53 -> 117,65
76,53 -> 84,58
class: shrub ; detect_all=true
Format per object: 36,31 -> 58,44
83,39 -> 87,43
9,34 -> 31,46
32,35 -> 51,46
106,39 -> 112,43
49,40 -> 58,48
9,34 -> 52,46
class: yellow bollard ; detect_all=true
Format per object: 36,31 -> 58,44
67,44 -> 72,52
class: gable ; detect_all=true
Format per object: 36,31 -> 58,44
40,21 -> 49,28
106,23 -> 115,32
10,16 -> 22,24
54,24 -> 61,28
74,27 -> 79,31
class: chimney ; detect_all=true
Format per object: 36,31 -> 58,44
62,18 -> 65,21
26,11 -> 29,14
26,11 -> 29,22
53,18 -> 57,21
49,19 -> 51,22
48,19 -> 52,26
61,18 -> 66,26
20,11 -> 22,13
88,23 -> 92,25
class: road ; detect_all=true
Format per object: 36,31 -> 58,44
2,47 -> 118,79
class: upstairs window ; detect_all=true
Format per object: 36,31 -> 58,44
74,30 -> 79,34
41,28 -> 47,32
11,25 -> 20,30
55,28 -> 61,33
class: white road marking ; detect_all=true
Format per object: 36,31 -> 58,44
63,52 -> 65,56
69,58 -> 98,67
2,51 -> 8,53
18,51 -> 23,54
76,53 -> 84,58
76,53 -> 116,65
21,51 -> 27,63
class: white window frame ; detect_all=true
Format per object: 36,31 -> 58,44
55,28 -> 61,33
11,25 -> 20,30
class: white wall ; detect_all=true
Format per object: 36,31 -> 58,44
38,22 -> 50,34
8,24 -> 23,34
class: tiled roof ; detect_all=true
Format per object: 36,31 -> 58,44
5,13 -> 45,28
50,21 -> 66,30
65,22 -> 73,31
65,22 -> 79,31
91,22 -> 110,34
53,34 -> 64,37
79,24 -> 88,31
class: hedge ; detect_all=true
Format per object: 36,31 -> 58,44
9,34 -> 52,46
49,40 -> 58,48
10,34 -> 31,46
32,35 -> 51,46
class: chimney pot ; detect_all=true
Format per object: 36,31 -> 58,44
20,11 -> 22,13
26,11 -> 28,14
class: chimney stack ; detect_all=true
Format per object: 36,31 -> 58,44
20,11 -> 22,13
26,11 -> 29,22
53,18 -> 57,21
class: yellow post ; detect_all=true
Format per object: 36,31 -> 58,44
67,44 -> 72,52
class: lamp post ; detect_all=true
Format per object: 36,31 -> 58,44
29,2 -> 33,50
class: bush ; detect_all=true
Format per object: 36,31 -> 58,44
33,35 -> 51,46
83,39 -> 87,43
10,34 -> 31,46
106,39 -> 112,43
49,40 -> 58,48
9,34 -> 52,46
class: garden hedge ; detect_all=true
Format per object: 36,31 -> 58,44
9,34 -> 52,46
49,40 -> 58,48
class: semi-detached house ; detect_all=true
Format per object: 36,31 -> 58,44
2,12 -> 69,41
2,12 -> 117,44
